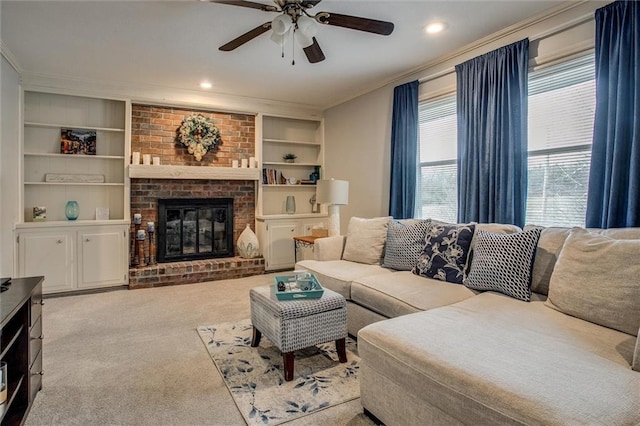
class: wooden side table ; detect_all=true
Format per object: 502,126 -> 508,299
293,235 -> 321,262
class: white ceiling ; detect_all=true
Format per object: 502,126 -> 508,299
1,0 -> 564,109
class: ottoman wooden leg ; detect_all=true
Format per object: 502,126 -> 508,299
251,326 -> 262,347
336,338 -> 347,363
283,352 -> 295,381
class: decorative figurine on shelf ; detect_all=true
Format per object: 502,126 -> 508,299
310,166 -> 321,183
65,201 -> 79,220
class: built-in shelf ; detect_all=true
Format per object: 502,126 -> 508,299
128,164 -> 261,180
262,162 -> 321,167
24,152 -> 125,160
16,219 -> 129,229
24,121 -> 125,133
25,182 -> 124,186
256,213 -> 327,220
263,138 -> 321,146
263,184 -> 317,187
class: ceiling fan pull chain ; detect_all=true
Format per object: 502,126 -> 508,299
291,27 -> 296,65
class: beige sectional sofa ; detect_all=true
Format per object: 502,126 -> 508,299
296,220 -> 640,425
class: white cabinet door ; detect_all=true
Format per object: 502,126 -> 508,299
18,232 -> 75,293
266,222 -> 297,270
78,229 -> 126,289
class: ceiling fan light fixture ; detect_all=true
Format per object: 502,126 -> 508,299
297,15 -> 317,38
272,14 -> 292,36
295,30 -> 314,48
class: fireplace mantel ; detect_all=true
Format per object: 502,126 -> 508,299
128,165 -> 261,180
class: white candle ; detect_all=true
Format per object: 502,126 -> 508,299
152,156 -> 161,166
142,154 -> 151,165
133,213 -> 142,225
132,152 -> 140,165
241,158 -> 248,168
249,157 -> 256,168
232,160 -> 239,168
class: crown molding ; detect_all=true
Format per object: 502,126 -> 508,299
19,71 -> 323,118
0,40 -> 22,74
323,0 -> 603,111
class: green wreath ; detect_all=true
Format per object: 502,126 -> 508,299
177,114 -> 221,161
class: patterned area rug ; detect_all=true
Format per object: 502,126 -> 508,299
197,319 -> 360,425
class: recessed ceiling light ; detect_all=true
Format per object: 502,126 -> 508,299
200,81 -> 213,89
425,22 -> 446,34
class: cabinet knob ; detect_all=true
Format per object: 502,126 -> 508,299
85,238 -> 91,242
32,371 -> 44,376
33,300 -> 44,306
57,239 -> 63,244
32,335 -> 44,340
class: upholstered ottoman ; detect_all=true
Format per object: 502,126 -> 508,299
249,285 -> 348,381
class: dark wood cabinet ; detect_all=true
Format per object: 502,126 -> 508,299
0,276 -> 44,425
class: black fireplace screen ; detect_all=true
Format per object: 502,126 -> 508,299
157,198 -> 234,263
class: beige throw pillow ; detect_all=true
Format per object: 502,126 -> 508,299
342,216 -> 391,265
546,227 -> 640,336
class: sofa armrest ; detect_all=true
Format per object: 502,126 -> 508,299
314,236 -> 346,261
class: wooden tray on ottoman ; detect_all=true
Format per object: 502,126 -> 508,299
273,274 -> 324,300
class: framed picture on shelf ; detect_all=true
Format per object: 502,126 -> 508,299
32,206 -> 46,222
61,128 -> 97,155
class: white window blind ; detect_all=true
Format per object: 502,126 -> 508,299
418,95 -> 457,223
527,55 -> 595,227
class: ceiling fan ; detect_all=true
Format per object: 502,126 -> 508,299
208,0 -> 394,64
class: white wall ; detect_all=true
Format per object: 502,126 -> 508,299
1,55 -> 21,276
324,1 -> 607,231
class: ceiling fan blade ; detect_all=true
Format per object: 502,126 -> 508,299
208,0 -> 278,12
303,38 -> 325,63
219,22 -> 272,51
316,12 -> 394,35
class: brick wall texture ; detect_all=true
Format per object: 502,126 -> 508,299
131,104 -> 255,167
129,104 -> 263,287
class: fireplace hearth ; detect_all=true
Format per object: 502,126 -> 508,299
157,198 -> 234,263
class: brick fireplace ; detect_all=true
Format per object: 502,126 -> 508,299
128,104 -> 265,288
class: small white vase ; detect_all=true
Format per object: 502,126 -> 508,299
237,224 -> 260,259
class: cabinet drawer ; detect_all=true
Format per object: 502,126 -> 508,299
29,347 -> 43,402
30,298 -> 43,328
29,316 -> 43,367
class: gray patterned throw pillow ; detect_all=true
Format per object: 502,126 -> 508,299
412,223 -> 475,284
382,219 -> 431,270
464,227 -> 542,302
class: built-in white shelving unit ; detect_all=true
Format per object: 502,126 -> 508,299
256,114 -> 327,270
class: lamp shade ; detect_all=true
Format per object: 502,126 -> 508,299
316,179 -> 349,205
272,14 -> 292,36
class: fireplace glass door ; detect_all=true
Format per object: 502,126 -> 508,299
158,198 -> 233,262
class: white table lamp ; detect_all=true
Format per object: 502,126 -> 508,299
316,179 -> 349,237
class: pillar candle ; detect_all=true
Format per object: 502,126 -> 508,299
147,222 -> 155,233
232,160 -> 239,168
132,152 -> 141,165
249,157 -> 256,168
133,213 -> 142,225
241,158 -> 248,168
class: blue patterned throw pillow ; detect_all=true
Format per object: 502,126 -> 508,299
413,223 -> 476,284
382,219 -> 431,271
464,228 -> 542,302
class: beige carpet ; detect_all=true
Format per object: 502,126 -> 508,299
25,273 -> 374,425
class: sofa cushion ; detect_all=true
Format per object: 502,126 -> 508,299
464,227 -> 542,301
413,222 -> 475,284
351,271 -> 476,319
295,259 -> 392,299
382,219 -> 430,271
342,216 -> 391,265
546,227 -> 640,336
358,292 -> 639,425
525,226 -> 571,295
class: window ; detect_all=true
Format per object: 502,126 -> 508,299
527,55 -> 595,227
418,95 -> 457,223
416,55 -> 595,227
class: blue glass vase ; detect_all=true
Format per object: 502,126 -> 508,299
65,201 -> 79,220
